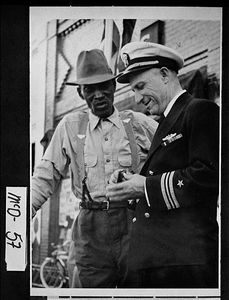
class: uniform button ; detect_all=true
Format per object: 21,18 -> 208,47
144,212 -> 150,218
106,158 -> 110,163
105,137 -> 108,141
133,217 -> 137,223
149,170 -> 154,175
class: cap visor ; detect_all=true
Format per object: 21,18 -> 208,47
117,65 -> 155,84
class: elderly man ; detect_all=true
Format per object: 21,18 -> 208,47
106,42 -> 219,288
32,49 -> 157,288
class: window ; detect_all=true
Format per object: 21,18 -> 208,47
140,20 -> 164,44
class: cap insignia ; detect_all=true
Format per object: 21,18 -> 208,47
122,53 -> 130,67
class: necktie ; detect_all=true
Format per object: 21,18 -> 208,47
158,113 -> 165,127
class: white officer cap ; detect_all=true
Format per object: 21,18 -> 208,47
117,42 -> 184,83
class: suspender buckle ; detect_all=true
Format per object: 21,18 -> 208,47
102,200 -> 110,210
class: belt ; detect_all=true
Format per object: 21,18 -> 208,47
79,199 -> 134,210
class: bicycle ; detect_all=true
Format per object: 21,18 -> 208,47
40,240 -> 70,288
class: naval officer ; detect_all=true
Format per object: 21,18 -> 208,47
106,42 -> 219,288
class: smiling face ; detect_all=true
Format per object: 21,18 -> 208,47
129,68 -> 170,116
79,79 -> 116,118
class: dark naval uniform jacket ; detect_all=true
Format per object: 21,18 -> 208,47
128,91 -> 219,270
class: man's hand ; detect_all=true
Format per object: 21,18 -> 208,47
106,172 -> 146,201
109,169 -> 125,184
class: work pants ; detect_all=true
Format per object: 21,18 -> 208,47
72,207 -> 141,288
67,240 -> 81,288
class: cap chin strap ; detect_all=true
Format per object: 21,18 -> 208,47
126,55 -> 179,73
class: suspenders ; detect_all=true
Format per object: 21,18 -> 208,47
77,111 -> 139,204
77,112 -> 89,190
120,112 -> 139,174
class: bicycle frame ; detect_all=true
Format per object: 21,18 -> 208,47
40,242 -> 70,288
57,253 -> 69,280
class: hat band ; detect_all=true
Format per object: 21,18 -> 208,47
127,56 -> 179,72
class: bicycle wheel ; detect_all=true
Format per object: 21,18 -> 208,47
40,258 -> 65,288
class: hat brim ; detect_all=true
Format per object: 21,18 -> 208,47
66,73 -> 116,86
116,65 -> 155,84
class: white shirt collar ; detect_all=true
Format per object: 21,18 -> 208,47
89,107 -> 120,131
164,90 -> 186,117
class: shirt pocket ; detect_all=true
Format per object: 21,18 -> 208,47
84,154 -> 98,191
84,154 -> 98,168
118,155 -> 132,169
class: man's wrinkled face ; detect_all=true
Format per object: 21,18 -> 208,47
129,68 -> 168,116
80,80 -> 115,118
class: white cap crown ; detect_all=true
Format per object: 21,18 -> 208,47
117,42 -> 184,83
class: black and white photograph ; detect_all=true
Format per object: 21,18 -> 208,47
1,5 -> 229,300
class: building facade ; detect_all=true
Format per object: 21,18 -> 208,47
31,18 -> 221,265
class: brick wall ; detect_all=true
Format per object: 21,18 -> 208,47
115,19 -> 221,107
165,20 -> 221,79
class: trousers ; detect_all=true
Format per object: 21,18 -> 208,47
138,261 -> 218,288
72,207 -> 140,288
67,240 -> 81,288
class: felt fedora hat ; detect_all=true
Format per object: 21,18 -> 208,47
117,42 -> 184,83
66,49 -> 116,85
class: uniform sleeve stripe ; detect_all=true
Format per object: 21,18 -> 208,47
161,173 -> 172,210
161,171 -> 180,210
169,171 -> 180,208
165,172 -> 176,209
144,179 -> 151,207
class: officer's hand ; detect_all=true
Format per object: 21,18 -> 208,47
106,173 -> 146,201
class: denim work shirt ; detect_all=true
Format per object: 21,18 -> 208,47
32,108 -> 157,217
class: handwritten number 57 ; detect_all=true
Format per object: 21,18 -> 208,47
6,231 -> 23,248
